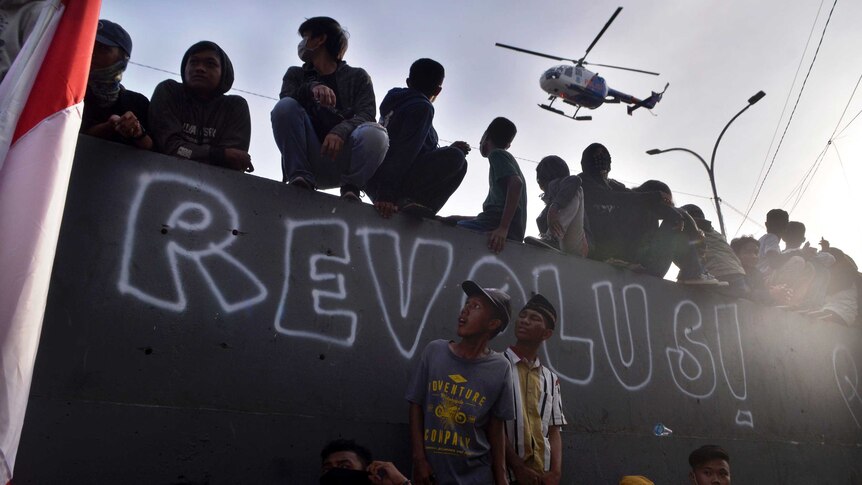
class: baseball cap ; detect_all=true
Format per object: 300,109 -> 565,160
96,19 -> 132,57
523,294 -> 557,329
461,280 -> 511,332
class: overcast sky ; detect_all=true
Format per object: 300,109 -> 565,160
102,0 -> 862,261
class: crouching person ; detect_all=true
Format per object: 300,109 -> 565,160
271,16 -> 387,200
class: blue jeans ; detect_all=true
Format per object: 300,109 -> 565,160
457,218 -> 522,241
271,97 -> 388,189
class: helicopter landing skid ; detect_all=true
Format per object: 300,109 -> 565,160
539,103 -> 592,121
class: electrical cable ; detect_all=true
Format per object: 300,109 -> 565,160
737,0 -> 839,233
744,0 -> 825,216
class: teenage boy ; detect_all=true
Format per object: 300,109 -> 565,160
450,117 -> 526,254
503,294 -> 566,485
757,208 -> 788,274
149,40 -> 252,172
406,281 -> 516,485
271,16 -> 388,200
81,19 -> 152,150
531,155 -> 588,256
366,58 -> 469,218
680,204 -> 747,293
688,445 -> 731,485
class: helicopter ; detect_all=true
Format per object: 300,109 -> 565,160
496,6 -> 668,121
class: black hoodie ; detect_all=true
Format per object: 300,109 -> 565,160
148,41 -> 250,169
365,87 -> 436,201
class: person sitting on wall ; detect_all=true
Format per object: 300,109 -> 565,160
406,281 -> 515,485
366,58 -> 469,218
319,438 -> 409,485
149,40 -> 253,172
757,208 -> 788,275
503,294 -> 567,485
527,155 -> 588,256
445,117 -> 526,254
769,221 -> 835,308
809,243 -> 860,326
628,180 -> 722,285
730,235 -> 792,305
271,16 -> 388,201
688,444 -> 731,484
80,19 -> 152,150
680,204 -> 748,294
577,143 -> 720,284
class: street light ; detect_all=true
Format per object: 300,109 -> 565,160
646,90 -> 765,237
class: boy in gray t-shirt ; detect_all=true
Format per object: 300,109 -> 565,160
406,281 -> 516,485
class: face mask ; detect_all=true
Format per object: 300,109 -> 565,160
297,38 -> 316,62
87,58 -> 128,107
319,468 -> 372,485
585,152 -> 611,176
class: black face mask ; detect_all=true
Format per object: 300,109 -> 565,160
320,468 -> 373,485
584,154 -> 611,177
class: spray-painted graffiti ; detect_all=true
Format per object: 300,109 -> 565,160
357,228 -> 453,359
121,171 -> 862,431
118,172 -> 267,313
834,345 -> 862,429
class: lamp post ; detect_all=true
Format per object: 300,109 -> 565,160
646,90 -> 765,237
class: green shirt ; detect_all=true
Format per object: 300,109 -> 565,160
475,149 -> 527,240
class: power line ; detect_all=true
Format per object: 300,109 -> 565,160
786,70 -> 861,212
738,0 -> 839,231
745,0 -> 825,215
835,105 -> 862,137
128,61 -> 279,100
720,199 -> 766,231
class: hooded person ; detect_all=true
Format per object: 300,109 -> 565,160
80,19 -> 153,150
149,40 -> 253,172
364,58 -> 469,218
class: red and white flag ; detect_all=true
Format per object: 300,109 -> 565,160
0,0 -> 100,481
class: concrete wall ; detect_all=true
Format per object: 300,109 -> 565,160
14,137 -> 862,484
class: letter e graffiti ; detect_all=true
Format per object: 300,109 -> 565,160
274,219 -> 357,346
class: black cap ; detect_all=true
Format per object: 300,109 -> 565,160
523,294 -> 557,329
461,281 -> 511,333
96,19 -> 132,57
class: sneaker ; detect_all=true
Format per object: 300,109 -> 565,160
679,273 -> 729,286
399,201 -> 435,218
290,176 -> 313,190
524,236 -> 560,251
340,184 -> 361,202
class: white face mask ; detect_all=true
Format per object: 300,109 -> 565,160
297,38 -> 316,62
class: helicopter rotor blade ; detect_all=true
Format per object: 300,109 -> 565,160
579,6 -> 623,64
495,43 -> 576,63
581,61 -> 660,76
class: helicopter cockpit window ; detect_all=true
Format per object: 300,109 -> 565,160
565,67 -> 574,78
544,67 -> 564,80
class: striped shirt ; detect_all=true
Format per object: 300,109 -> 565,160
503,347 -> 567,474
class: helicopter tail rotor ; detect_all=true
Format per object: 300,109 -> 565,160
627,83 -> 670,115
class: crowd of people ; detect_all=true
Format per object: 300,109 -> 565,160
82,16 -> 860,327
69,16 -> 858,483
